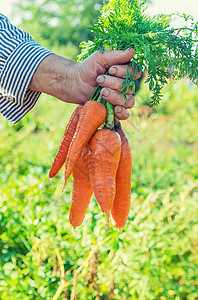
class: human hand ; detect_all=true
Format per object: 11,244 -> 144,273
29,48 -> 141,120
68,48 -> 141,120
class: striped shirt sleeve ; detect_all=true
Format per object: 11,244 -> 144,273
0,14 -> 53,123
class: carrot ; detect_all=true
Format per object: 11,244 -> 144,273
88,128 -> 121,231
64,100 -> 106,187
69,145 -> 93,229
49,105 -> 83,178
111,123 -> 132,230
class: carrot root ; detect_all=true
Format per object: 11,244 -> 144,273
111,124 -> 132,229
88,128 -> 121,229
63,101 -> 106,189
69,145 -> 93,229
49,105 -> 82,178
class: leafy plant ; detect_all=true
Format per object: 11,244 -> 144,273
78,0 -> 198,105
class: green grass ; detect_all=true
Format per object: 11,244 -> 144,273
0,80 -> 198,299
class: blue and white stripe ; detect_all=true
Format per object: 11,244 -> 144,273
0,14 -> 53,123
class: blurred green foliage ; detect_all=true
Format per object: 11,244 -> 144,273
13,0 -> 107,59
0,80 -> 198,299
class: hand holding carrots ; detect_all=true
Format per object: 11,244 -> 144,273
29,48 -> 140,120
66,47 -> 140,120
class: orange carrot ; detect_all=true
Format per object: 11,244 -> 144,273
64,100 -> 106,187
88,128 -> 121,230
49,105 -> 82,178
111,124 -> 132,229
69,145 -> 93,229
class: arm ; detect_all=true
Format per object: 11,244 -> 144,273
0,15 -> 140,123
29,48 -> 141,120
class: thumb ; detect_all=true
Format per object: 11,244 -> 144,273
96,47 -> 135,68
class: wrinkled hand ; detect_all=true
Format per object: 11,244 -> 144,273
69,48 -> 141,120
29,48 -> 141,120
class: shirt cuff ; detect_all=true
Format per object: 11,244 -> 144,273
0,40 -> 53,106
0,89 -> 41,123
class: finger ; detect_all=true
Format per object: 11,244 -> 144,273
93,47 -> 135,69
97,74 -> 124,91
109,64 -> 141,79
97,75 -> 134,95
114,106 -> 130,120
100,88 -> 135,109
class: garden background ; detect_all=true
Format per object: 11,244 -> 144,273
0,0 -> 198,299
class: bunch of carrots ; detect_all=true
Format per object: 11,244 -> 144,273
49,84 -> 132,231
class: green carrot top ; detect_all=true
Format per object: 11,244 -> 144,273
78,0 -> 198,105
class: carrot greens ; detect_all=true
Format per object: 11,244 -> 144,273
78,0 -> 198,105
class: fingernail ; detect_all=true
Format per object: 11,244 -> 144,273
125,47 -> 134,52
116,106 -> 123,113
126,96 -> 135,108
97,75 -> 105,84
102,88 -> 110,97
110,67 -> 118,75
